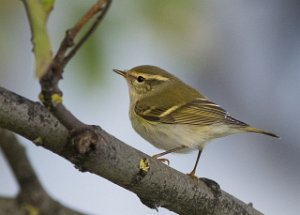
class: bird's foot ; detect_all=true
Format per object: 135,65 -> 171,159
154,157 -> 170,165
187,172 -> 221,197
186,169 -> 197,179
151,153 -> 170,165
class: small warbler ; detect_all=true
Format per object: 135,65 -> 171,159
113,65 -> 279,177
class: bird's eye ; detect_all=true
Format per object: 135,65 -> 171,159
137,76 -> 145,83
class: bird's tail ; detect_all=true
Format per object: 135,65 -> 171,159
244,126 -> 280,138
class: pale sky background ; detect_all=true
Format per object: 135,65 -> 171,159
1,1 -> 300,214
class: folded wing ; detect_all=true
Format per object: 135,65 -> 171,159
135,98 -> 248,127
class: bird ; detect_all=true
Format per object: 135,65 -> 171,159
113,65 -> 279,177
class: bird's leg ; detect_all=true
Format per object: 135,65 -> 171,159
186,150 -> 221,196
152,145 -> 186,165
187,149 -> 202,178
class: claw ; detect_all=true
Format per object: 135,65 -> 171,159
151,146 -> 186,166
152,157 -> 170,165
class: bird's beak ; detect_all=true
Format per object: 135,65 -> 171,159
113,69 -> 127,78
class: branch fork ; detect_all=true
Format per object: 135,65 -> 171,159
37,0 -> 111,154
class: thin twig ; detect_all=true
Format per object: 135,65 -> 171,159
54,0 -> 110,66
63,0 -> 112,65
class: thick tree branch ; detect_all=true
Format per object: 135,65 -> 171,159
0,128 -> 85,215
0,86 -> 262,215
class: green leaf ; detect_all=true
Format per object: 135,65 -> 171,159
22,0 -> 55,77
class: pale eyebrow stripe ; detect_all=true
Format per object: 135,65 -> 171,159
130,71 -> 169,81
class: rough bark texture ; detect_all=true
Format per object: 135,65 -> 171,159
0,87 -> 262,215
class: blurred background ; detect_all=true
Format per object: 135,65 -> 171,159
1,0 -> 300,214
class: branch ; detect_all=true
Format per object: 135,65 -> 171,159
0,86 -> 263,215
0,198 -> 24,215
0,128 -> 85,215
